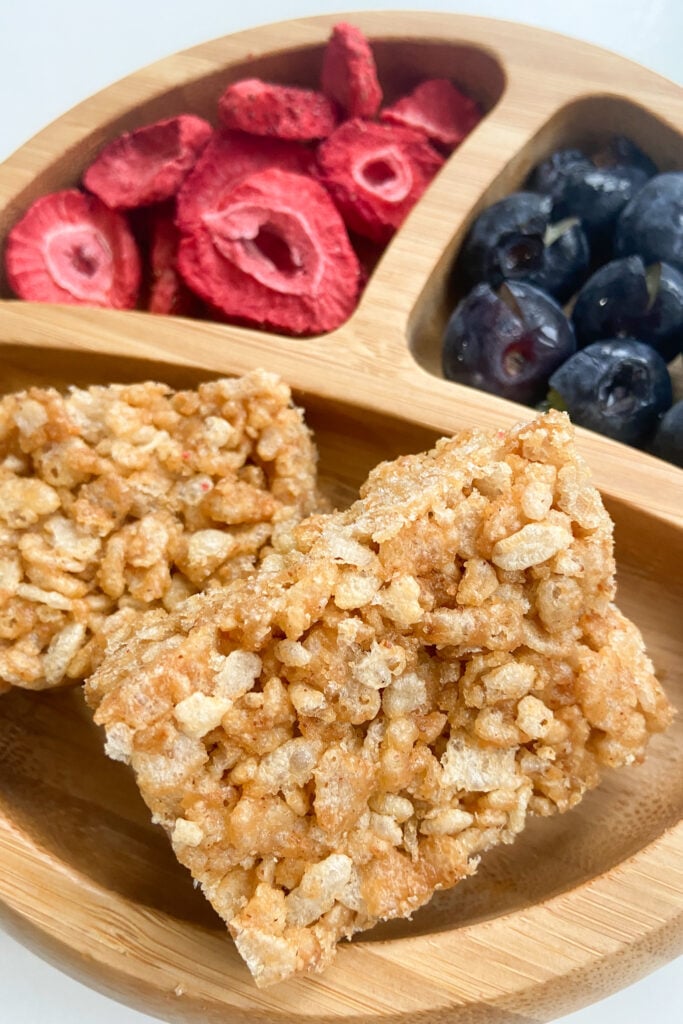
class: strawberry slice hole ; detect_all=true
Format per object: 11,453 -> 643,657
246,226 -> 301,277
362,159 -> 395,187
45,225 -> 114,303
355,148 -> 412,202
204,202 -> 324,295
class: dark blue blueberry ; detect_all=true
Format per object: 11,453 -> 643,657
457,192 -> 590,301
442,281 -> 576,405
548,338 -> 672,446
651,400 -> 683,467
527,148 -> 593,204
571,256 -> 683,362
530,137 -> 657,257
458,192 -> 550,288
614,172 -> 683,274
553,166 -> 643,255
526,217 -> 590,301
594,136 -> 658,186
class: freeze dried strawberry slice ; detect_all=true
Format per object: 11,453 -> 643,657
218,79 -> 338,140
83,115 -> 212,209
145,206 -> 199,316
321,22 -> 382,118
316,120 -> 444,244
5,189 -> 140,308
176,130 -> 314,233
177,167 -> 361,335
381,78 -> 482,151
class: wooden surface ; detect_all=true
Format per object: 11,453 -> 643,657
0,11 -> 681,1024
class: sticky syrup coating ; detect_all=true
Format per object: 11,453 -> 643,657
0,371 -> 321,690
86,411 -> 673,986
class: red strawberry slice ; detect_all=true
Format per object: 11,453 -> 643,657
381,79 -> 482,151
5,189 -> 141,308
218,79 -> 338,141
145,206 -> 199,316
177,167 -> 361,336
321,22 -> 382,119
316,119 -> 445,244
83,114 -> 212,209
175,130 -> 314,234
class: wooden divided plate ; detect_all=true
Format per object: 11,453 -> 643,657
0,12 -> 681,1023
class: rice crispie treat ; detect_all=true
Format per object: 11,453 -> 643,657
85,410 -> 673,986
0,371 -> 321,691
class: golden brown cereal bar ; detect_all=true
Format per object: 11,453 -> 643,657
86,411 -> 673,986
0,371 -> 321,690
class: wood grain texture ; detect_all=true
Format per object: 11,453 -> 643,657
0,12 -> 681,1023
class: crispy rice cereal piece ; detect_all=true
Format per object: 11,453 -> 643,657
0,372 -> 321,690
86,411 -> 673,986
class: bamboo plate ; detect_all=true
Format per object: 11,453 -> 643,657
0,11 -> 682,1024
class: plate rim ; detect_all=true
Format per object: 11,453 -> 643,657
0,9 -> 682,1020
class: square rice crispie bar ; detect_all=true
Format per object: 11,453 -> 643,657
85,410 -> 673,986
0,371 -> 321,691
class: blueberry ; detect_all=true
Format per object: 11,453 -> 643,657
526,217 -> 591,301
442,280 -> 576,405
614,172 -> 683,274
548,338 -> 673,446
594,135 -> 658,185
554,168 -> 642,254
527,148 -> 593,204
458,192 -> 550,286
457,191 -> 590,301
529,137 -> 657,257
571,256 -> 683,362
651,400 -> 683,467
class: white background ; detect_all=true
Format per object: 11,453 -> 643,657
0,2 -> 681,1022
